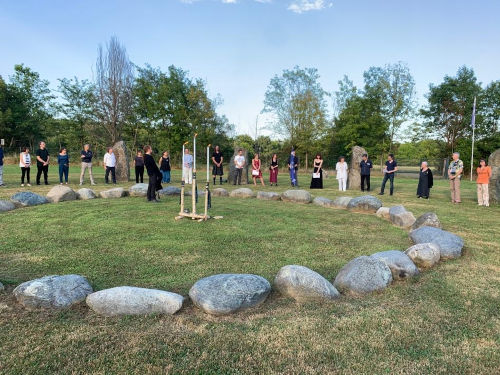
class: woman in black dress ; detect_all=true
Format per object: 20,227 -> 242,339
310,153 -> 323,189
417,161 -> 433,199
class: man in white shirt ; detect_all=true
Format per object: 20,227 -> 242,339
233,149 -> 246,185
183,148 -> 194,184
103,147 -> 117,184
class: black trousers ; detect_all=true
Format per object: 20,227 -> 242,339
361,174 -> 370,191
21,167 -> 31,184
105,166 -> 116,183
380,173 -> 395,195
36,165 -> 49,184
147,174 -> 156,201
233,168 -> 242,185
135,166 -> 144,183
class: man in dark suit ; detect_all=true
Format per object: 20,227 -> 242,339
144,145 -> 162,202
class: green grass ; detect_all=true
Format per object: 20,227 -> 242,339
0,164 -> 499,374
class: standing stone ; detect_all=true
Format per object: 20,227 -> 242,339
189,274 -> 271,315
488,149 -> 500,204
0,200 -> 16,212
409,226 -> 464,259
405,243 -> 441,269
112,140 -> 130,182
274,265 -> 340,302
412,212 -> 441,230
46,185 -> 78,203
389,205 -> 416,228
13,275 -> 93,309
371,250 -> 419,280
228,148 -> 249,185
348,146 -> 366,190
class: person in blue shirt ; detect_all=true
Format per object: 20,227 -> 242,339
57,147 -> 70,184
379,153 -> 398,196
0,144 -> 4,187
359,153 -> 373,191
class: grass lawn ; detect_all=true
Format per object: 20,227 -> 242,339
0,164 -> 499,374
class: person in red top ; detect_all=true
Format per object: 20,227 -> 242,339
476,159 -> 492,206
251,153 -> 265,186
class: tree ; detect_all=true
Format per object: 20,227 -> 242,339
333,75 -> 357,116
94,36 -> 134,145
363,62 -> 416,152
262,66 -> 329,169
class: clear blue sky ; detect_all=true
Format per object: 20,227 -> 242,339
1,0 -> 499,137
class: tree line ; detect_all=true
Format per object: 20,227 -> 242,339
1,37 -> 499,173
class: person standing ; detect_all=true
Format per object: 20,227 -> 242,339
35,141 -> 50,185
416,161 -> 433,199
103,147 -> 117,184
448,152 -> 463,203
379,154 -> 398,196
251,153 -> 265,186
233,149 -> 245,185
159,151 -> 171,183
57,147 -> 70,185
310,153 -> 323,189
212,145 -> 224,185
476,159 -> 492,207
288,150 -> 299,187
144,145 -> 162,203
134,150 -> 145,183
360,153 -> 373,192
80,144 -> 96,185
183,148 -> 193,184
0,143 -> 4,187
19,147 -> 32,187
336,156 -> 348,191
269,153 -> 279,186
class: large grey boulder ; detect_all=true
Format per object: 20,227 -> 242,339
77,188 -> 97,200
333,256 -> 393,295
333,196 -> 353,208
371,250 -> 419,280
257,191 -> 281,201
376,207 -> 390,220
46,185 -> 78,203
313,197 -> 335,208
212,188 -> 229,197
281,189 -> 312,204
189,274 -> 271,315
13,275 -> 93,309
230,188 -> 254,198
128,183 -> 148,197
11,192 -> 48,207
158,186 -> 181,196
412,212 -> 441,230
274,265 -> 340,302
389,205 -> 416,228
99,187 -> 127,199
347,195 -> 382,213
0,200 -> 16,212
112,140 -> 130,182
405,243 -> 441,269
86,286 -> 184,316
409,226 -> 464,259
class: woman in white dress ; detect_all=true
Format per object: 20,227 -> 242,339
336,156 -> 348,191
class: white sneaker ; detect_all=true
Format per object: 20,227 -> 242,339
21,184 -> 24,187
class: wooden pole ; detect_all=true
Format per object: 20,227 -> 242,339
204,144 -> 211,218
192,133 -> 197,217
179,141 -> 188,215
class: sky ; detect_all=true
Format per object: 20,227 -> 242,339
1,0 -> 499,138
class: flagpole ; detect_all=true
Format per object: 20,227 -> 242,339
470,96 -> 476,181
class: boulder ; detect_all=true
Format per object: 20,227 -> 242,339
228,149 -> 249,185
488,148 -> 500,204
333,256 -> 393,295
409,226 -> 464,259
412,212 -> 441,230
189,274 -> 271,315
348,146 -> 367,190
376,207 -> 390,220
158,186 -> 181,196
370,250 -> 419,280
77,188 -> 97,200
313,197 -> 335,208
86,286 -> 184,316
257,191 -> 281,201
281,189 -> 312,204
129,183 -> 148,197
346,195 -> 382,213
99,187 -> 127,199
11,191 -> 48,207
274,265 -> 340,302
13,275 -> 93,309
405,243 -> 441,269
46,185 -> 78,203
389,205 -> 416,228
332,196 -> 353,208
0,200 -> 16,212
112,140 -> 130,182
212,188 -> 229,197
230,188 -> 254,198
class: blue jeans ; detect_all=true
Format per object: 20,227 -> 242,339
161,170 -> 170,183
59,165 -> 69,183
380,173 -> 395,195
